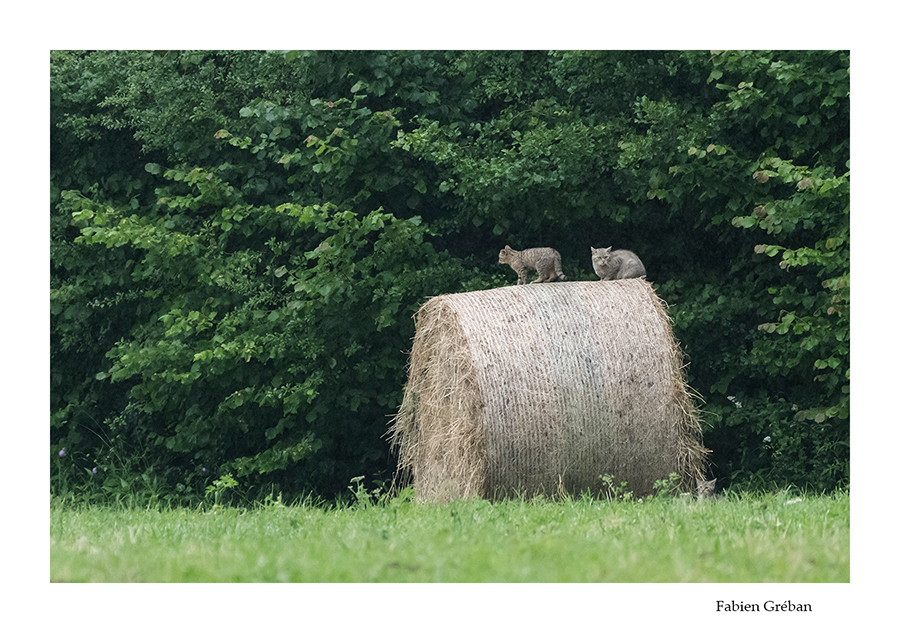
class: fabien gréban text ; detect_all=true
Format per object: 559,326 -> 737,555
717,600 -> 812,613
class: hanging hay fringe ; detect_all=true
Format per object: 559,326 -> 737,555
389,279 -> 709,502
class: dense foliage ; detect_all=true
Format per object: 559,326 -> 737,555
51,50 -> 849,502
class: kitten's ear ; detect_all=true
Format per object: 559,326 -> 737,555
710,479 -> 716,486
503,245 -> 511,250
696,477 -> 703,486
605,246 -> 612,251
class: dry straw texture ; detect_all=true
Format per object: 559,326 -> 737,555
390,279 -> 708,502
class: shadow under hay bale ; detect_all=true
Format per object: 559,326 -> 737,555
389,279 -> 709,502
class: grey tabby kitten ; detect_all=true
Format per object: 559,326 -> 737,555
696,477 -> 719,500
499,245 -> 567,285
591,246 -> 646,280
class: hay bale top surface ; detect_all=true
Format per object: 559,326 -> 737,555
391,279 -> 707,501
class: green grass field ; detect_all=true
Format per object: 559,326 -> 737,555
50,489 -> 849,583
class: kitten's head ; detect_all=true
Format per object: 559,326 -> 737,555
696,477 -> 717,498
591,246 -> 612,266
498,245 -> 514,264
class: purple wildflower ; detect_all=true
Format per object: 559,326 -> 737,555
58,449 -> 66,457
92,467 -> 98,474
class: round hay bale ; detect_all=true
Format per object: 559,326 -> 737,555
389,279 -> 709,502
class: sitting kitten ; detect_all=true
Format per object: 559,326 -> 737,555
696,477 -> 720,501
499,245 -> 567,285
591,246 -> 646,280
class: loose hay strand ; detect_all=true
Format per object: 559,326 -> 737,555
391,279 -> 709,502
